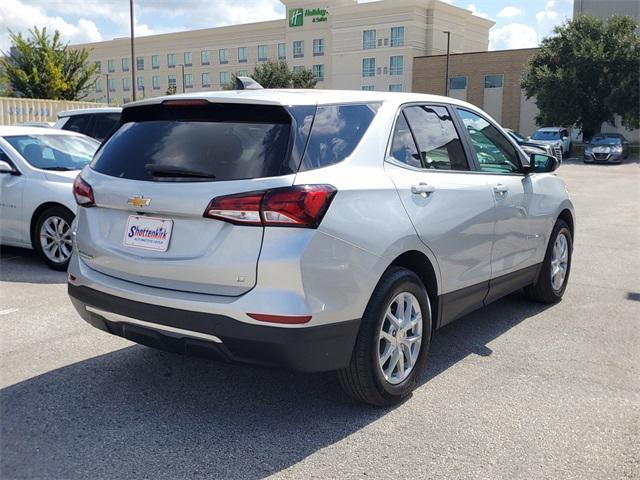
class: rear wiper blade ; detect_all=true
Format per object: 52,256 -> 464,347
145,164 -> 216,179
42,166 -> 75,171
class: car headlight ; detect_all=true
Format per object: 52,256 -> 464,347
613,145 -> 623,153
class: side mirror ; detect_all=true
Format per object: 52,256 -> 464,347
0,160 -> 17,174
526,153 -> 560,173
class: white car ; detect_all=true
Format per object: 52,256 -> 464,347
0,127 -> 100,269
54,107 -> 122,142
530,127 -> 572,157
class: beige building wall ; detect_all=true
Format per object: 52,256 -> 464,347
72,0 -> 493,105
0,97 -> 107,125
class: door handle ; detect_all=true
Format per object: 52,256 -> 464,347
493,184 -> 508,195
411,183 -> 435,196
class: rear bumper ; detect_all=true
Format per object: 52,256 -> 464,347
69,284 -> 360,372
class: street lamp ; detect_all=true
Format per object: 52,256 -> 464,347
129,0 -> 136,101
444,31 -> 451,96
178,64 -> 186,93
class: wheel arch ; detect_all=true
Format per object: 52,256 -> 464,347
388,250 -> 439,330
30,202 -> 75,249
557,208 -> 574,240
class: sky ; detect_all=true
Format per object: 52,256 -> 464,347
0,0 -> 574,52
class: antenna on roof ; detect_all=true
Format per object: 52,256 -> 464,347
235,76 -> 264,90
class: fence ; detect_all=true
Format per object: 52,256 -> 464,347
0,97 -> 108,125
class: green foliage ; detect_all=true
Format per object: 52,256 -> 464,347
166,85 -> 177,95
522,15 -> 640,140
223,60 -> 317,90
0,27 -> 97,100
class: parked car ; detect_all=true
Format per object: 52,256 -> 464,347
15,121 -> 54,128
54,107 -> 122,143
505,128 -> 554,157
530,127 -> 572,158
0,127 -> 100,269
68,90 -> 575,406
584,133 -> 630,164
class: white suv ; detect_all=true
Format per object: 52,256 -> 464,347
68,90 -> 575,406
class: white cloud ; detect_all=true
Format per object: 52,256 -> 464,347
535,0 -> 572,38
498,6 -> 523,18
489,23 -> 538,50
466,3 -> 490,19
0,0 -> 102,51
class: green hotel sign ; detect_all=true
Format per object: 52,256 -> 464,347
288,7 -> 329,27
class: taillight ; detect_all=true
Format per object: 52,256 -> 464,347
203,185 -> 336,229
73,175 -> 95,207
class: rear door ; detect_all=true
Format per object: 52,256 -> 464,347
75,101 -> 309,296
384,104 -> 495,323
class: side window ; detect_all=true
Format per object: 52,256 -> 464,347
456,108 -> 521,174
90,114 -> 121,141
403,105 -> 469,171
389,112 -> 421,168
62,115 -> 91,134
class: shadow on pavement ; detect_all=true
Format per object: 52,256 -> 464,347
1,291 -> 551,479
0,246 -> 66,284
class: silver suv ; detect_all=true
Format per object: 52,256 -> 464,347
68,90 -> 574,406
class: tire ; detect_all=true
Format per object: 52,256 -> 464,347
338,267 -> 432,406
524,219 -> 572,304
33,206 -> 74,271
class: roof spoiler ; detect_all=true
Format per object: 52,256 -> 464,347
235,76 -> 264,90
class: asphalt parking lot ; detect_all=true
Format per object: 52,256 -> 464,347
1,159 -> 639,480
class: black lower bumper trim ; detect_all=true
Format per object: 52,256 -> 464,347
68,284 -> 360,373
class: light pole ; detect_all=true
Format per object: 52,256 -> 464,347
178,64 -> 186,93
103,73 -> 110,104
129,0 -> 136,101
444,31 -> 451,96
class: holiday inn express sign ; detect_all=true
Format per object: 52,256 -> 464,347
288,7 -> 329,27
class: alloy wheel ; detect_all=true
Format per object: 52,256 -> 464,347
39,215 -> 73,265
550,232 -> 569,291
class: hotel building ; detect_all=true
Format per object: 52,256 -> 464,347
74,0 -> 493,104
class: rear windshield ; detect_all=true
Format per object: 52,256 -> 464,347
91,103 -> 293,182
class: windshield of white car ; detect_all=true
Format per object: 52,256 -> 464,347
4,134 -> 99,171
590,136 -> 622,145
531,131 -> 561,140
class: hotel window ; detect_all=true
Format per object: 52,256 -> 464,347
152,75 -> 160,90
389,84 -> 403,92
184,52 -> 192,66
152,55 -> 160,69
449,76 -> 467,90
95,78 -> 103,92
219,48 -> 229,64
389,55 -> 404,75
258,44 -> 268,61
292,66 -> 304,74
107,59 -> 115,73
390,27 -> 405,47
95,61 -> 101,73
108,78 -> 116,91
313,38 -> 325,56
137,76 -> 144,90
484,74 -> 504,88
184,73 -> 193,88
293,40 -> 304,58
219,71 -> 229,85
122,78 -> 131,91
168,74 -> 176,87
136,56 -> 144,70
167,53 -> 176,68
201,50 -> 210,65
238,47 -> 248,63
237,70 -> 249,77
361,85 -> 374,91
313,64 -> 324,82
202,72 -> 211,87
362,58 -> 376,77
122,58 -> 130,72
278,43 -> 286,60
363,30 -> 376,50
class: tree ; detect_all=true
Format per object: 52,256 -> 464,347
166,85 -> 177,95
522,15 -> 640,140
222,60 -> 317,90
0,27 -> 97,100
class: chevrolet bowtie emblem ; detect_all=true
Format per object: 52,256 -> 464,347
127,196 -> 151,208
